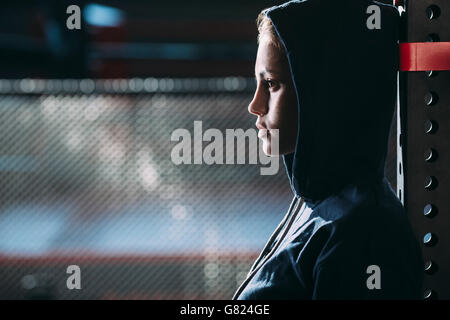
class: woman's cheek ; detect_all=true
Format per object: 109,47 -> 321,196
267,95 -> 284,129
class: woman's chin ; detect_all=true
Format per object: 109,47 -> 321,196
263,130 -> 282,156
262,140 -> 271,156
262,141 -> 281,156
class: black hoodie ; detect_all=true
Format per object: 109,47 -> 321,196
233,0 -> 424,299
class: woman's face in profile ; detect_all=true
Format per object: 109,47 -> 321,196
248,35 -> 298,156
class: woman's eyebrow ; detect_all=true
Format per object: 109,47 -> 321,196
257,69 -> 282,77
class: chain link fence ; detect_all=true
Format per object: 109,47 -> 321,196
0,78 -> 396,299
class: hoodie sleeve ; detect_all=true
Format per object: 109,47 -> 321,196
312,254 -> 369,299
312,254 -> 421,299
310,210 -> 423,300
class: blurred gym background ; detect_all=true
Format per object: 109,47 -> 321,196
0,0 -> 397,299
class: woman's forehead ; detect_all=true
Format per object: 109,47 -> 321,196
255,39 -> 289,77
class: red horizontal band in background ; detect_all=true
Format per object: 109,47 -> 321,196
399,42 -> 450,71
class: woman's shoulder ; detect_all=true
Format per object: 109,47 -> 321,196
303,179 -> 416,255
311,178 -> 404,223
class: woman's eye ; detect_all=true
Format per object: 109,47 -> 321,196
265,79 -> 275,88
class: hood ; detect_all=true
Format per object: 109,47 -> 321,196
264,0 -> 400,206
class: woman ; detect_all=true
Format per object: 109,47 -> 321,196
233,0 -> 424,299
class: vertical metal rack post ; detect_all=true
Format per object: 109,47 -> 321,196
397,0 -> 450,300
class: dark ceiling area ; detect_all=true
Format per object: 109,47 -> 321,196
0,0 -> 288,78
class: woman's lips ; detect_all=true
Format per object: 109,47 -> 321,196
255,122 -> 266,130
258,128 -> 270,139
256,122 -> 269,139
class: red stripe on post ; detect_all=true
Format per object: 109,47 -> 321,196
399,42 -> 450,71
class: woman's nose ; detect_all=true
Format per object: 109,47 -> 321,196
248,87 -> 267,116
